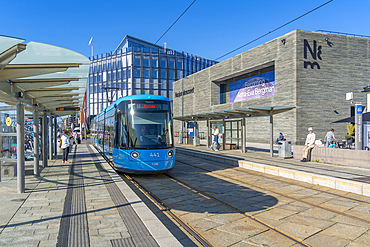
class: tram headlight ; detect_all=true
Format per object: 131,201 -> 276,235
131,151 -> 139,159
167,150 -> 173,158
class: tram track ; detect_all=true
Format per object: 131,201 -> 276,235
92,144 -> 370,246
92,146 -> 210,247
127,173 -> 309,246
176,153 -> 370,207
123,174 -> 214,247
175,155 -> 370,225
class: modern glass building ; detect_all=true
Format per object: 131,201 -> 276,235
87,35 -> 217,118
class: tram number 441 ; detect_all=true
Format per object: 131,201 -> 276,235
150,152 -> 160,157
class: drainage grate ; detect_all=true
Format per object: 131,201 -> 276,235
87,145 -> 159,247
111,237 -> 135,247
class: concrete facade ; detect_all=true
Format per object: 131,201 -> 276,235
173,30 -> 370,145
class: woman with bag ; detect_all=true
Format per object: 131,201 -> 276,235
59,129 -> 71,164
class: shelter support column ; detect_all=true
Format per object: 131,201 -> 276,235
193,121 -> 199,146
206,120 -> 210,148
242,117 -> 246,153
49,116 -> 53,160
33,109 -> 39,177
270,111 -> 273,157
182,122 -> 185,144
16,102 -> 25,193
42,113 -> 48,167
54,117 -> 57,158
222,119 -> 225,151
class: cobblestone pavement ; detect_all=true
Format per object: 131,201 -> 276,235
0,144 -> 189,247
133,153 -> 370,247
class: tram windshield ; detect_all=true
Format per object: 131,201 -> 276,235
118,100 -> 173,149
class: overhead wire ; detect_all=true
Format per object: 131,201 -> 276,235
154,0 -> 197,45
214,0 -> 334,61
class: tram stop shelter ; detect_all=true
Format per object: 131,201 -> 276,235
174,105 -> 299,157
0,35 -> 90,193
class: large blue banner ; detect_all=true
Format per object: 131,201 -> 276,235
230,70 -> 275,103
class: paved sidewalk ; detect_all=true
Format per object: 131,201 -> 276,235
0,143 -> 182,247
176,143 -> 370,197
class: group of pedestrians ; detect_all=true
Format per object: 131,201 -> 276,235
300,127 -> 338,162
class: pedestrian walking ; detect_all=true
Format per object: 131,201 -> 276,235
59,129 -> 71,164
212,126 -> 220,151
324,128 -> 337,147
301,127 -> 316,162
73,130 -> 78,144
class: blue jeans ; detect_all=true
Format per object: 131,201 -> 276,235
214,136 -> 219,150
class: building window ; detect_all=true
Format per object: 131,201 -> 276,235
160,70 -> 167,79
152,68 -> 158,78
177,58 -> 183,69
143,68 -> 149,78
151,56 -> 158,67
220,84 -> 226,104
168,90 -> 173,101
168,58 -> 175,69
160,57 -> 166,68
134,67 -> 141,78
134,55 -> 141,66
169,80 -> 174,90
161,79 -> 167,90
143,56 -> 149,67
152,79 -> 158,89
177,70 -> 183,79
169,70 -> 175,80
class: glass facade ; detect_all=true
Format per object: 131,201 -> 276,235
88,36 -> 217,118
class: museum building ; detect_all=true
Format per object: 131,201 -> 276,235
173,30 -> 370,145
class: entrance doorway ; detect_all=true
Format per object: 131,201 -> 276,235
225,120 -> 241,149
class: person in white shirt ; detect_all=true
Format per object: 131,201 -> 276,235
60,129 -> 71,164
212,126 -> 220,151
301,127 -> 316,162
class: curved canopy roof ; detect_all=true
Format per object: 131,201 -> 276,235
0,35 -> 89,116
173,106 -> 299,121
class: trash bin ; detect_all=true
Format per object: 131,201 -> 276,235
278,141 -> 292,158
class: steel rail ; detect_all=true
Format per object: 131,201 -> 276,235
163,171 -> 309,247
91,145 -> 211,247
175,156 -> 370,225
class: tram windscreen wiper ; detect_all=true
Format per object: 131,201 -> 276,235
155,129 -> 168,148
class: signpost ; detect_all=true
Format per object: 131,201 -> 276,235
355,103 -> 363,150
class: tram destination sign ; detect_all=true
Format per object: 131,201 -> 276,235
56,107 -> 80,111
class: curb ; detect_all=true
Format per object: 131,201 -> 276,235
176,148 -> 370,197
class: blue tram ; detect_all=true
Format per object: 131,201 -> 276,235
90,95 -> 175,173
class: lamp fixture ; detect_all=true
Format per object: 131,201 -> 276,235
324,37 -> 329,41
281,38 -> 286,45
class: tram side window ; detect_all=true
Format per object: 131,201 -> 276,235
117,113 -> 127,147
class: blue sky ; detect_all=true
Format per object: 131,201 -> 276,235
2,0 -> 370,61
